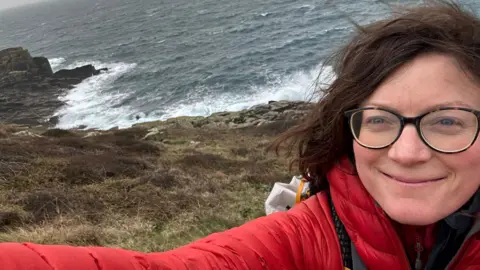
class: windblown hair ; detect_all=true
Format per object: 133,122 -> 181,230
270,1 -> 480,192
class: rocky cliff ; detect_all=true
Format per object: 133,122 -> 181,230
0,47 -> 107,126
134,100 -> 312,135
0,47 -> 313,132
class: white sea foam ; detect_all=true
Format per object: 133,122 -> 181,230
52,60 -> 137,130
52,63 -> 334,130
157,64 -> 334,121
49,57 -> 66,72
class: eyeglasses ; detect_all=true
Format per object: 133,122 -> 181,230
344,107 -> 480,153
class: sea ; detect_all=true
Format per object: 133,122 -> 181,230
0,0 -> 478,130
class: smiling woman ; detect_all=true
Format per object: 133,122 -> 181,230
1,1 -> 480,270
353,53 -> 480,226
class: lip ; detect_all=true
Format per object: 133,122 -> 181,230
381,172 -> 445,185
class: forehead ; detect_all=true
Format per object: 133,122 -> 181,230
363,53 -> 480,113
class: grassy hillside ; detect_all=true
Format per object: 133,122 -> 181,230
0,119 -> 296,252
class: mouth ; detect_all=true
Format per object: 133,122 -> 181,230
381,171 -> 446,186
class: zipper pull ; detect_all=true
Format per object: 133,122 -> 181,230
415,238 -> 424,270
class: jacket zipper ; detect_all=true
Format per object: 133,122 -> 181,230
414,235 -> 424,270
377,208 -> 479,270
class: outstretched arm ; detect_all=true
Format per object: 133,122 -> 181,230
0,195 -> 334,270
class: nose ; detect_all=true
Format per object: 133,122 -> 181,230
388,125 -> 432,165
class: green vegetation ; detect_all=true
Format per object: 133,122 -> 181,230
0,120 -> 294,252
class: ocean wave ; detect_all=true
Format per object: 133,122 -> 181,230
51,63 -> 334,130
49,57 -> 66,72
298,4 -> 315,12
52,60 -> 138,130
155,64 -> 335,121
227,22 -> 265,35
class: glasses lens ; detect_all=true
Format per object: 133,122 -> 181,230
350,109 -> 401,148
420,109 -> 478,152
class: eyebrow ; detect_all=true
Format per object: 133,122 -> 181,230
363,101 -> 475,113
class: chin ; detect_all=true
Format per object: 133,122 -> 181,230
380,199 -> 447,225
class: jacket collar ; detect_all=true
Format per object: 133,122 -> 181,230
444,190 -> 480,232
327,157 -> 410,269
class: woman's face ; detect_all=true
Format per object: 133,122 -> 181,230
353,53 -> 480,225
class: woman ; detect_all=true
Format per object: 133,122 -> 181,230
1,2 -> 480,269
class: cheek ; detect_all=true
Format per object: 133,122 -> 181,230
353,142 -> 383,168
442,142 -> 480,182
352,142 -> 385,195
460,140 -> 480,166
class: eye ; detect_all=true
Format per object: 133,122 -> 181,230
435,118 -> 461,126
440,119 -> 453,125
365,117 -> 388,124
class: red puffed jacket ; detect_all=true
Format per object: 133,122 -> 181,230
1,158 -> 479,269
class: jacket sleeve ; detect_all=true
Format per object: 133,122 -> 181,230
0,195 -> 335,270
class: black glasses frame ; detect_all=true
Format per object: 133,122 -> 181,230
344,107 -> 480,154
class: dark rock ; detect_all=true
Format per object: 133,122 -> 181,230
48,116 -> 59,126
13,62 -> 28,71
172,100 -> 314,129
54,64 -> 99,80
0,46 -> 107,127
0,47 -> 35,75
33,57 -> 53,76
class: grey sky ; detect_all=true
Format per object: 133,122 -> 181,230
0,0 -> 49,10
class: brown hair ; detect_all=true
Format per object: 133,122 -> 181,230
270,1 -> 480,192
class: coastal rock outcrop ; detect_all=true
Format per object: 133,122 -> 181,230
54,64 -> 108,81
138,100 -> 313,140
0,47 -> 108,126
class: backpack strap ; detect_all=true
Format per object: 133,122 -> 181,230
294,178 -> 364,270
295,177 -> 310,204
327,190 -> 353,270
